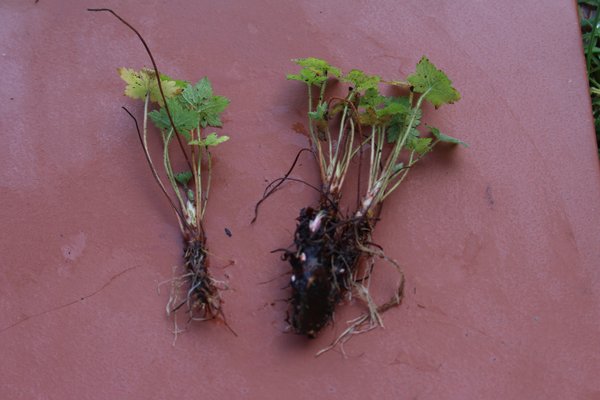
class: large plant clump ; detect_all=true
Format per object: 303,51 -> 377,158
280,56 -> 464,351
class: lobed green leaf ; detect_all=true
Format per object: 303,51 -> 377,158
181,78 -> 213,107
387,105 -> 422,143
407,56 -> 460,108
295,57 -> 341,77
197,95 -> 230,128
288,57 -> 341,86
342,69 -> 381,92
429,126 -> 468,147
189,132 -> 230,147
308,102 -> 328,121
148,98 -> 199,140
407,137 -> 432,154
360,88 -> 385,108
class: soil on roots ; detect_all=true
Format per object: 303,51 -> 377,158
284,197 -> 373,338
169,229 -> 223,321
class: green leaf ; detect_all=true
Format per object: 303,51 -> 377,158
387,123 -> 402,143
148,98 -> 199,139
429,126 -> 468,147
359,93 -> 409,128
181,85 -> 197,107
178,77 -> 230,128
181,78 -> 213,106
288,58 -> 341,86
117,68 -> 182,106
197,95 -> 230,128
295,57 -> 341,77
342,69 -> 381,92
189,132 -> 230,147
204,132 -> 230,146
174,171 -> 193,186
360,88 -> 385,108
407,137 -> 432,154
194,78 -> 213,99
308,102 -> 328,120
387,105 -> 421,143
376,101 -> 408,119
286,73 -> 304,82
407,57 -> 460,107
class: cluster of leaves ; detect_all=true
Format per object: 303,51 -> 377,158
284,56 -> 464,349
579,0 -> 600,156
287,56 -> 464,212
289,57 -> 462,152
118,67 -> 230,229
118,68 -> 230,147
357,57 -> 463,151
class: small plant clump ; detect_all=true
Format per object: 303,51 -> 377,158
262,56 -> 464,351
89,9 -> 233,334
579,0 -> 600,155
120,68 -> 231,327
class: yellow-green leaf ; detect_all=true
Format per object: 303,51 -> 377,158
188,132 -> 229,147
117,67 -> 182,106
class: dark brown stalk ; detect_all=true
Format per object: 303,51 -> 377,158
122,106 -> 184,222
87,8 -> 193,172
251,148 -> 311,224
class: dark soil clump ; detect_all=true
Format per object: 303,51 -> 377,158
284,198 -> 373,337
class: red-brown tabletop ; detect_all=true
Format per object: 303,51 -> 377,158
2,1 -> 599,399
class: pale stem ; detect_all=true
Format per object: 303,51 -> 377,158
202,150 -> 212,219
375,92 -> 429,203
336,117 -> 356,190
195,135 -> 203,227
381,140 -> 440,200
368,126 -> 376,192
162,128 -> 187,213
142,94 -> 184,231
331,102 -> 349,178
307,85 -> 327,183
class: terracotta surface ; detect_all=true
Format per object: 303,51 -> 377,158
2,1 -> 600,399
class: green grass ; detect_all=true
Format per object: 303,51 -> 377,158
579,0 -> 600,156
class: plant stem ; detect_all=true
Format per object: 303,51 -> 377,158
196,132 -> 203,228
360,90 -> 430,213
141,95 -> 184,231
336,117 -> 356,190
162,129 -> 187,214
307,85 -> 327,183
202,151 -> 212,219
381,139 -> 440,201
385,95 -> 426,169
368,126 -> 376,192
